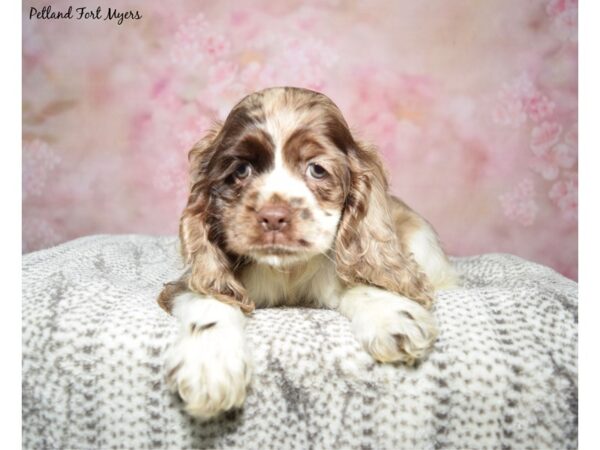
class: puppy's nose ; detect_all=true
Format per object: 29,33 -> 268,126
258,204 -> 291,231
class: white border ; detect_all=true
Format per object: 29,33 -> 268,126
11,1 -> 591,448
1,0 -> 22,448
579,0 -> 597,448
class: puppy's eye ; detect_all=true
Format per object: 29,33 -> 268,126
307,162 -> 327,180
234,162 -> 252,179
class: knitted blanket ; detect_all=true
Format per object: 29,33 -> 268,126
22,235 -> 578,450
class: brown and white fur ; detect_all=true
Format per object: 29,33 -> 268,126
158,86 -> 458,419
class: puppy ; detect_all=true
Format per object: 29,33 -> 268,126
158,86 -> 457,419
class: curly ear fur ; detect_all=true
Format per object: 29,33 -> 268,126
161,123 -> 254,314
335,142 -> 435,309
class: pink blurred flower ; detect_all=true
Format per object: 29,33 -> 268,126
549,172 -> 577,222
546,0 -> 577,17
524,94 -> 556,123
553,142 -> 577,168
202,31 -> 232,61
23,140 -> 61,200
170,14 -> 232,69
531,142 -> 576,180
499,178 -> 538,226
492,74 -> 558,128
546,0 -> 578,42
353,68 -> 434,115
508,73 -> 536,98
492,99 -> 528,127
530,121 -> 562,154
492,74 -> 536,127
555,9 -> 577,42
170,14 -> 209,68
345,67 -> 435,158
209,61 -> 238,85
565,123 -> 578,147
166,12 -> 338,113
265,35 -> 338,90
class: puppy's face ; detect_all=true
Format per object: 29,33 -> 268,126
178,87 -> 434,313
202,88 -> 353,266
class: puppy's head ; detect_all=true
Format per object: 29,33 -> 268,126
180,87 -> 433,312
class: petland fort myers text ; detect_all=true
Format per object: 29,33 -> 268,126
29,5 -> 142,25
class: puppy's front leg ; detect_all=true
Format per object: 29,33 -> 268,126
338,285 -> 438,365
165,293 -> 251,419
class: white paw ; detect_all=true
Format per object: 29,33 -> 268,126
350,289 -> 438,365
165,298 -> 251,419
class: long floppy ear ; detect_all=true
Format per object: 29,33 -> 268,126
160,123 -> 254,314
335,141 -> 434,309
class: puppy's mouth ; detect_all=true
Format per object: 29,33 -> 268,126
249,242 -> 309,256
256,246 -> 295,255
251,227 -> 312,249
247,240 -> 314,266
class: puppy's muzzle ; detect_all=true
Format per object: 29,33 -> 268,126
257,204 -> 291,232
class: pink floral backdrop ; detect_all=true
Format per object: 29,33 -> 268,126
22,0 -> 578,279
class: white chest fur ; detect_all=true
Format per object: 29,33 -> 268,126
238,255 -> 343,309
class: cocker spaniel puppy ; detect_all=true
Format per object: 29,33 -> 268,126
158,86 -> 457,419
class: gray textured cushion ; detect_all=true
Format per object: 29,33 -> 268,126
22,235 -> 578,449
